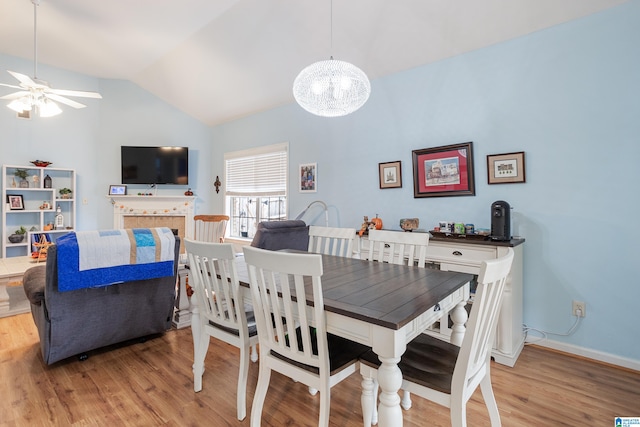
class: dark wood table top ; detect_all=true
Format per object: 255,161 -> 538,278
235,253 -> 473,331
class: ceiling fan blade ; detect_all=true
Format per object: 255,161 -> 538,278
0,91 -> 32,100
7,70 -> 37,87
0,82 -> 23,90
47,88 -> 102,99
46,93 -> 87,109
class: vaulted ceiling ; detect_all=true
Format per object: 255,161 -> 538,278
0,0 -> 628,126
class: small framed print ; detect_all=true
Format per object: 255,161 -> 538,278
379,161 -> 402,189
299,163 -> 317,193
487,151 -> 526,184
7,195 -> 24,210
108,184 -> 127,195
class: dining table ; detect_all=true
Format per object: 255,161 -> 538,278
231,251 -> 473,427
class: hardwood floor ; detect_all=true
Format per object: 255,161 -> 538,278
1,312 -> 639,426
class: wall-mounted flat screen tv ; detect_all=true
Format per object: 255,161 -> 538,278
121,146 -> 189,185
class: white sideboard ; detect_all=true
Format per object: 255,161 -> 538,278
355,233 -> 525,367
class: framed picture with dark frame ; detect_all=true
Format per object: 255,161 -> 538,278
487,151 -> 526,184
108,184 -> 127,195
379,161 -> 402,189
412,142 -> 475,198
8,194 -> 24,210
299,163 -> 317,193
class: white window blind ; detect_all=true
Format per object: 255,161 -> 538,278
225,143 -> 288,196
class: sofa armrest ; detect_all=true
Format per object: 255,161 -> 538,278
23,265 -> 47,306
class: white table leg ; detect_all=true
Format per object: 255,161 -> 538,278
0,280 -> 10,314
172,268 -> 191,328
450,300 -> 468,346
376,355 -> 403,427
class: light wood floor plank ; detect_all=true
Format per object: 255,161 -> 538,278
1,312 -> 639,426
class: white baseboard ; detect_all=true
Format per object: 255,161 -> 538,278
525,336 -> 640,372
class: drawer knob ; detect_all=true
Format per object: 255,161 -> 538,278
434,303 -> 441,312
452,250 -> 463,256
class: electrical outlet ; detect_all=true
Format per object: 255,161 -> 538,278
572,300 -> 586,317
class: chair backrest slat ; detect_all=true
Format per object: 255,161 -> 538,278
243,246 -> 327,370
365,229 -> 429,268
194,215 -> 229,243
184,238 -> 247,334
308,225 -> 356,258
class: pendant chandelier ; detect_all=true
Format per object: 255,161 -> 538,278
292,1 -> 370,117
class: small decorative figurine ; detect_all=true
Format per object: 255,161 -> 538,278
184,188 -> 193,196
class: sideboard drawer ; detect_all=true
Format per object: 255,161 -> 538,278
426,242 -> 497,263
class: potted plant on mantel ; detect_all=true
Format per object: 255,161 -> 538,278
8,226 -> 27,244
14,169 -> 30,188
58,188 -> 73,199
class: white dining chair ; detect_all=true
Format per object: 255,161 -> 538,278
194,214 -> 229,243
184,238 -> 258,421
359,248 -> 515,427
364,229 -> 429,267
242,246 -> 369,427
307,225 -> 356,258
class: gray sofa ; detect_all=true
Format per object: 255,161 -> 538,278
250,220 -> 309,251
22,235 -> 180,365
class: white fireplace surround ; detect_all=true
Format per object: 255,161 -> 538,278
109,195 -> 196,239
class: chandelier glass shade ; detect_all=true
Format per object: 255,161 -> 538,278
7,93 -> 62,117
293,58 -> 371,117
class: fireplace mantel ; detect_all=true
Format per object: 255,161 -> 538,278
109,195 -> 196,239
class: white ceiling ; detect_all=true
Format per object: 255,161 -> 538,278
0,0 -> 628,126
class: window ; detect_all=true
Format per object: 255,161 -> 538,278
225,143 -> 288,239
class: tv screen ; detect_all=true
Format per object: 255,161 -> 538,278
121,146 -> 189,185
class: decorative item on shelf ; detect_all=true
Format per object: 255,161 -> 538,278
39,201 -> 51,210
30,160 -> 52,167
55,206 -> 64,230
58,188 -> 73,199
370,214 -> 383,230
214,176 -> 221,193
44,174 -> 52,188
14,168 -> 30,188
43,223 -> 53,231
400,218 -> 419,232
8,226 -> 27,243
184,188 -> 193,196
359,216 -> 370,237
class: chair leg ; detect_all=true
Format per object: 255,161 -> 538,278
449,394 -> 468,427
236,343 -> 250,420
318,387 -> 331,427
193,333 -> 209,392
251,362 -> 272,427
480,374 -> 501,426
360,368 -> 378,426
250,344 -> 258,363
401,389 -> 412,410
309,386 -> 318,395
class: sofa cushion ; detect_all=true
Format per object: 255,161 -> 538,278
22,265 -> 47,305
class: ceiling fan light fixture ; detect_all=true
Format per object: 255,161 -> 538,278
8,97 -> 33,113
293,58 -> 370,117
38,99 -> 62,117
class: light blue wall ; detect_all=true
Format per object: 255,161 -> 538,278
1,2 -> 638,363
211,2 -> 640,362
0,59 -> 213,230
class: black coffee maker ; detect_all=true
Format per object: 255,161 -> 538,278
490,200 -> 511,241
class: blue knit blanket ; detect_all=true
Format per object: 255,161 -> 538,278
56,228 -> 175,292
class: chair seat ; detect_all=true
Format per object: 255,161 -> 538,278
272,330 -> 369,375
360,333 -> 459,394
208,304 -> 258,337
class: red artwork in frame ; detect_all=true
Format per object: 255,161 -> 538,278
412,142 -> 475,198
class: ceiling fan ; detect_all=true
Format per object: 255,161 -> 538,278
0,0 -> 102,117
